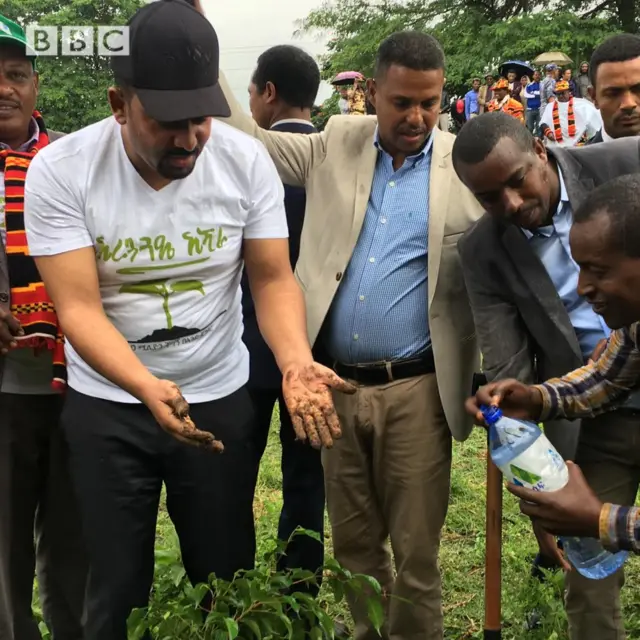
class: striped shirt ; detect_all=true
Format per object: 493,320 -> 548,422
535,322 -> 640,421
535,322 -> 640,553
487,97 -> 524,123
325,128 -> 432,364
600,503 -> 640,553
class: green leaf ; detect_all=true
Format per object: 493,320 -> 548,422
170,562 -> 186,587
329,577 -> 345,604
170,279 -> 205,295
126,608 -> 148,640
366,598 -> 385,633
186,582 -> 210,606
316,610 -> 334,638
358,574 -> 383,596
310,627 -> 323,640
224,617 -> 239,639
277,612 -> 294,638
244,619 -> 262,639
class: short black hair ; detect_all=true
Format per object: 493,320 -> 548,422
573,173 -> 640,258
251,45 -> 320,110
452,111 -> 534,169
589,34 -> 640,87
374,31 -> 445,79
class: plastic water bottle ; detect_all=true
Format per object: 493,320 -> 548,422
481,405 -> 628,579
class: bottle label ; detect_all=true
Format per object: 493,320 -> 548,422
502,433 -> 569,491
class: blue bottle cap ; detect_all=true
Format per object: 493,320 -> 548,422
480,404 -> 503,425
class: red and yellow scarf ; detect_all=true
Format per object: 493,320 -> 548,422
552,97 -> 576,143
0,111 -> 65,391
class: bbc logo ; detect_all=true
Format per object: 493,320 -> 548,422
25,26 -> 130,57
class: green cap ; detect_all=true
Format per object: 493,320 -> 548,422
0,15 -> 37,62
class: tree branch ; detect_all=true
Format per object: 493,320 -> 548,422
580,0 -> 614,18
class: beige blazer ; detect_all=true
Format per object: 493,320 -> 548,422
217,73 -> 484,441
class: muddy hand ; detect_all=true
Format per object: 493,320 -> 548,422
167,394 -> 224,452
282,362 -> 356,449
145,380 -> 224,452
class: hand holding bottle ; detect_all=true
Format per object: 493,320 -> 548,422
507,461 -> 603,539
465,378 -> 544,425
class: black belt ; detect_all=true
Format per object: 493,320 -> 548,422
332,351 -> 435,385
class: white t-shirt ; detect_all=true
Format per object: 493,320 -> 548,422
24,116 -> 288,403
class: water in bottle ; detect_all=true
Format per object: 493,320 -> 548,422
481,405 -> 628,579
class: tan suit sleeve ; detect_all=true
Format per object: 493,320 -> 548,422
216,72 -> 327,187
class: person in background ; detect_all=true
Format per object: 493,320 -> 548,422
540,63 -> 557,108
577,61 -> 591,100
523,70 -> 541,134
506,68 -> 521,102
563,67 -> 578,97
588,33 -> 640,143
243,44 -> 327,603
478,73 -> 494,113
487,78 -> 524,122
0,15 -> 87,640
438,78 -> 450,130
451,95 -> 467,132
215,26 -> 485,640
455,113 -> 640,640
540,80 -> 601,147
464,77 -> 481,121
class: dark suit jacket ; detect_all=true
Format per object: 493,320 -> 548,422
588,129 -> 604,145
241,119 -> 316,389
458,137 -> 640,459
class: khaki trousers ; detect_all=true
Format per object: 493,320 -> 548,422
565,411 -> 640,640
323,373 -> 451,640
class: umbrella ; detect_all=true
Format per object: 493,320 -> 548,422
533,51 -> 573,66
498,60 -> 534,81
330,70 -> 365,86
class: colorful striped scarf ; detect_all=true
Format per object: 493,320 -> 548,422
0,111 -> 65,391
552,97 -> 576,143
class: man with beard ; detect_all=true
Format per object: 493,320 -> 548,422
211,23 -> 484,640
588,34 -> 640,143
0,14 -> 87,640
22,2 -> 355,638
453,111 -> 640,640
577,61 -> 591,100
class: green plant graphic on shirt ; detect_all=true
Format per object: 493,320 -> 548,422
119,278 -> 205,329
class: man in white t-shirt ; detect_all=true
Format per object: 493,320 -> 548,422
23,2 -> 354,638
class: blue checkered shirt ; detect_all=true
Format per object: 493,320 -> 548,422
324,128 -> 433,364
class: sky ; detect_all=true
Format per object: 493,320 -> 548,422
200,0 -> 334,111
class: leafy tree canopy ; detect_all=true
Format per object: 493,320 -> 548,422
298,0 -> 623,96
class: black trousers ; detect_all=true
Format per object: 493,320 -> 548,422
0,393 -> 87,640
249,387 -> 325,595
61,386 -> 258,640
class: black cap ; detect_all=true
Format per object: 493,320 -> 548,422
111,0 -> 230,121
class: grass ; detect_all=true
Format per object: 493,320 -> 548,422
34,406 -> 640,639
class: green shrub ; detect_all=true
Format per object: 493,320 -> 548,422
128,528 -> 385,639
